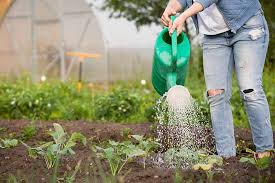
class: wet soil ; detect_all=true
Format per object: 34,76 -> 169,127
0,120 -> 274,183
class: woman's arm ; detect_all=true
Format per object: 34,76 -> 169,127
161,0 -> 185,27
169,2 -> 204,35
168,0 -> 219,35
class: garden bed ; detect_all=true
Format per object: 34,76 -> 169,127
0,120 -> 274,182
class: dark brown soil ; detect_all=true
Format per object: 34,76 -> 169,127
0,120 -> 274,183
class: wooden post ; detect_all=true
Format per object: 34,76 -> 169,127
65,52 -> 100,92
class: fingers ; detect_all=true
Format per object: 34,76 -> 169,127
169,21 -> 184,36
171,9 -> 177,15
169,24 -> 176,35
161,16 -> 168,27
168,20 -> 173,30
161,13 -> 171,27
161,6 -> 176,27
176,25 -> 183,36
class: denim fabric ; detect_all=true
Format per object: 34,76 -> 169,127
177,0 -> 263,33
202,11 -> 274,157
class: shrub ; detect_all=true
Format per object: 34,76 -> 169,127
94,88 -> 141,122
0,85 -> 56,120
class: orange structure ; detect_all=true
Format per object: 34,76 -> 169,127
66,52 -> 100,91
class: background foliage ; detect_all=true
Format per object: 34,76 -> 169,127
0,74 -> 274,129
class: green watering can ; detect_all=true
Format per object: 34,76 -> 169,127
152,16 -> 191,96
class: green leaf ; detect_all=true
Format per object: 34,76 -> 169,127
53,123 -> 65,135
67,132 -> 87,147
256,156 -> 272,170
128,148 -> 146,158
36,141 -> 54,149
104,147 -> 115,159
131,135 -> 143,141
51,123 -> 66,143
1,138 -> 18,148
239,157 -> 256,165
245,148 -> 255,154
109,140 -> 119,146
207,155 -> 223,166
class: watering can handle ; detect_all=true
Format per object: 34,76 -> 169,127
171,16 -> 177,70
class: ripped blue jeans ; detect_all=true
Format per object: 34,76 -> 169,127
202,11 -> 274,157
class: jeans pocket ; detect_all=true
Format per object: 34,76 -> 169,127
242,12 -> 264,29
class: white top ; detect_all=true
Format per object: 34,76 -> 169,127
194,0 -> 229,35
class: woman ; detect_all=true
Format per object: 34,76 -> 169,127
161,0 -> 273,158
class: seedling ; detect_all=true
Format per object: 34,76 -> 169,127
21,123 -> 86,183
240,148 -> 274,183
20,122 -> 37,141
192,155 -> 223,182
239,148 -> 274,170
94,135 -> 159,175
95,140 -> 145,176
131,135 -> 159,168
0,138 -> 18,148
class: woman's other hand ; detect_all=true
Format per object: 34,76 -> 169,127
169,15 -> 186,36
161,0 -> 183,27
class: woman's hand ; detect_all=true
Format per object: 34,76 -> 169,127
169,15 -> 187,36
161,0 -> 183,27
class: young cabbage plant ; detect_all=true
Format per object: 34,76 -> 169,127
21,123 -> 86,183
95,140 -> 146,176
239,148 -> 274,170
131,135 -> 160,168
0,138 -> 18,148
192,155 -> 223,182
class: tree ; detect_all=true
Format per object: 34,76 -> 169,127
96,0 -> 167,29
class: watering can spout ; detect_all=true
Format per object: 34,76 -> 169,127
152,16 -> 191,96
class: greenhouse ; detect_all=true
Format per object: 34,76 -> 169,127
0,0 -> 154,83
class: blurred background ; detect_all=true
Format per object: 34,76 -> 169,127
0,0 -> 273,81
0,0 -> 274,127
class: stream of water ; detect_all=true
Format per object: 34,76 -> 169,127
151,85 -> 215,169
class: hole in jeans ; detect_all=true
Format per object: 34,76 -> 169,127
207,89 -> 224,97
243,89 -> 254,94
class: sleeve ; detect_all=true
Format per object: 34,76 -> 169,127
195,0 -> 219,9
177,0 -> 188,9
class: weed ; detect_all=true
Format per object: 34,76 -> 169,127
0,127 -> 7,133
20,122 -> 37,141
120,127 -> 132,139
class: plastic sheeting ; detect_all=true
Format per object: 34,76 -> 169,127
0,0 -> 154,82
